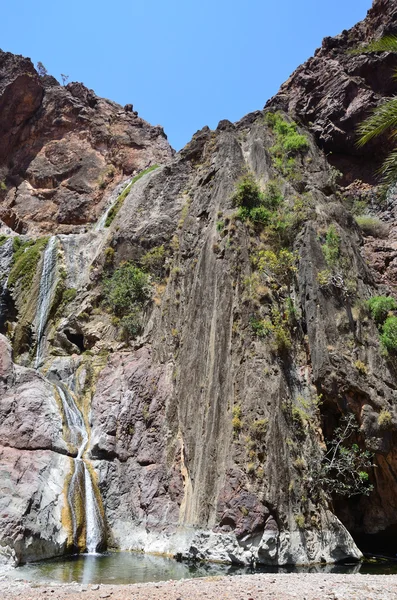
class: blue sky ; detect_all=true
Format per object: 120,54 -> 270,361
2,0 -> 370,150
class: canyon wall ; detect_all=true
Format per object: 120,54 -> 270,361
1,0 -> 397,567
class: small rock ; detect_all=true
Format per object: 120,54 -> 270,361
91,585 -> 100,591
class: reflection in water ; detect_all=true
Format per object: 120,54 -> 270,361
12,552 -> 397,585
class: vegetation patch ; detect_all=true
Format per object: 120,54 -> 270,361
367,295 -> 397,324
140,245 -> 166,278
103,262 -> 152,340
380,316 -> 397,353
0,235 -> 9,247
355,215 -> 387,238
232,405 -> 242,435
233,173 -> 312,248
251,306 -> 292,353
251,248 -> 297,287
366,296 -> 397,354
8,237 -> 49,292
233,175 -> 282,226
105,165 -> 159,227
265,111 -> 309,178
322,225 -> 340,268
309,414 -> 373,498
378,409 -> 393,430
251,418 -> 268,442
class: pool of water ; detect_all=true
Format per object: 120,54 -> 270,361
9,552 -> 397,585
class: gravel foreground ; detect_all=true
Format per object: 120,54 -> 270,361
1,573 -> 397,600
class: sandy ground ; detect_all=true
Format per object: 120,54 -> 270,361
1,573 -> 397,600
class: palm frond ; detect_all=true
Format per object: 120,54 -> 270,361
357,97 -> 397,146
350,35 -> 397,54
378,149 -> 397,184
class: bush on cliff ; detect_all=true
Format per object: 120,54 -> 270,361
265,111 -> 309,178
381,316 -> 397,353
367,295 -> 397,325
103,262 -> 152,340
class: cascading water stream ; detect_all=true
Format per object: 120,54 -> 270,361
35,236 -> 58,369
34,236 -> 105,554
56,383 -> 105,553
94,178 -> 132,231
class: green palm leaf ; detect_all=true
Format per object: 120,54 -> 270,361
357,97 -> 397,146
379,149 -> 397,183
350,35 -> 397,54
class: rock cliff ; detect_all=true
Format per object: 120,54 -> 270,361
0,51 -> 173,235
1,0 -> 397,568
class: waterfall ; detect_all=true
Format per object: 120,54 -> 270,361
56,382 -> 105,554
84,465 -> 105,553
35,236 -> 58,369
94,178 -> 132,231
32,226 -> 105,553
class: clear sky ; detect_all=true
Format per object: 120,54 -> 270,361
2,0 -> 371,150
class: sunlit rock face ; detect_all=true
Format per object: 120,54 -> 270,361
0,51 -> 173,236
266,0 -> 397,184
2,0 -> 397,567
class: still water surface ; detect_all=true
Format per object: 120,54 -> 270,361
12,552 -> 397,585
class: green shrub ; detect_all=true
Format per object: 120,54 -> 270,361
232,405 -> 242,434
250,317 -> 273,338
270,307 -> 292,352
262,180 -> 283,209
367,296 -> 397,324
252,248 -> 297,286
104,263 -> 151,315
354,360 -> 368,375
103,262 -> 151,340
266,112 -> 309,153
105,165 -> 159,227
0,180 -> 6,191
248,206 -> 272,225
0,235 -> 8,247
295,514 -> 305,529
140,245 -> 166,277
355,215 -> 387,238
380,316 -> 397,352
120,307 -> 142,340
265,112 -> 309,177
232,173 -> 264,209
8,237 -> 49,291
251,418 -> 269,441
378,409 -> 393,429
233,175 -> 283,220
62,288 -> 77,304
322,225 -> 340,267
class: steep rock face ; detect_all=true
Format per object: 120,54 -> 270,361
266,0 -> 397,183
2,0 -> 397,568
82,110 -> 396,564
0,336 -> 69,564
0,51 -> 173,235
